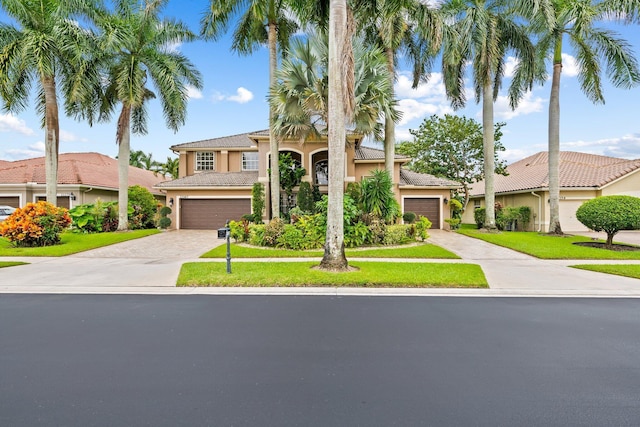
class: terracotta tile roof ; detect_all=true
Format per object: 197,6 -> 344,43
470,151 -> 640,196
355,146 -> 409,161
400,168 -> 460,187
155,171 -> 259,188
0,152 -> 166,195
170,131 -> 265,150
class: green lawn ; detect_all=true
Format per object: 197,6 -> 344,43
177,261 -> 487,288
457,229 -> 640,260
0,229 -> 159,257
570,264 -> 640,280
201,242 -> 459,259
0,261 -> 28,268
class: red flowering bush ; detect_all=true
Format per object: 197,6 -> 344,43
0,201 -> 71,247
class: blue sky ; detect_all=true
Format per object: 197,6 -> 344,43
1,0 -> 640,165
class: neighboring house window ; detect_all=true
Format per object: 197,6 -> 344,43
315,160 -> 328,185
242,152 -> 259,171
196,152 -> 215,171
474,199 -> 481,209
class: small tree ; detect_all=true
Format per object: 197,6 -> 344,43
397,115 -> 508,210
252,183 -> 265,223
297,181 -> 315,213
360,169 -> 400,223
576,196 -> 640,248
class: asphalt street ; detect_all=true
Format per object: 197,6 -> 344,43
2,295 -> 640,426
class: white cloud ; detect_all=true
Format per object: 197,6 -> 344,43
60,129 -> 89,143
394,72 -> 454,126
4,141 -> 45,160
163,40 -> 182,53
561,133 -> 640,159
493,91 -> 546,120
0,114 -> 35,136
212,87 -> 254,104
561,53 -> 579,77
186,85 -> 203,100
503,56 -> 519,78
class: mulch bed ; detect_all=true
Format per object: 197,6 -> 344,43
573,242 -> 640,252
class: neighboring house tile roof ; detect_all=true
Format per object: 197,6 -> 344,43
169,131 -> 265,151
400,168 -> 460,187
155,171 -> 259,188
470,151 -> 640,196
0,152 -> 165,195
355,146 -> 409,161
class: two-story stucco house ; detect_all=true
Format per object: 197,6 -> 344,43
155,130 -> 460,230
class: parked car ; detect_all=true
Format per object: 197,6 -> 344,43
0,205 -> 16,221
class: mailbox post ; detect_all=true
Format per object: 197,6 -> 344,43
218,220 -> 231,274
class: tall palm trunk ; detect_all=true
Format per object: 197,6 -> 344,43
42,76 -> 60,205
320,0 -> 348,271
548,38 -> 563,235
384,47 -> 395,191
117,105 -> 132,231
482,82 -> 496,229
268,21 -> 280,219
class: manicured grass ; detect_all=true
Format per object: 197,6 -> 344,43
0,261 -> 27,269
177,261 -> 487,288
457,229 -> 640,260
200,242 -> 459,259
570,264 -> 640,280
0,229 -> 159,257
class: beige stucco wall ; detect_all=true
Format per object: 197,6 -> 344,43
602,169 -> 640,197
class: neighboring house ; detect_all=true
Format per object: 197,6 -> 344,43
0,152 -> 166,209
463,151 -> 640,231
155,130 -> 460,230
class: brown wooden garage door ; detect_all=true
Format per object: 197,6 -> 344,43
36,196 -> 71,209
180,198 -> 251,230
404,198 -> 441,229
0,196 -> 20,208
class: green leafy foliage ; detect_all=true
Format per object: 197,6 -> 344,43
397,115 -> 508,208
360,169 -> 400,223
296,181 -> 315,213
415,216 -> 432,241
383,225 -> 413,245
252,183 -> 265,224
69,200 -> 118,233
229,219 -> 251,242
0,202 -> 71,247
128,185 -> 158,230
576,196 -> 640,247
403,211 -> 417,224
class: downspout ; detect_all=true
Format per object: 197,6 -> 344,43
531,191 -> 541,232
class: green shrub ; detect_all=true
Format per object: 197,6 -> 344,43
297,181 -> 315,213
293,214 -> 325,249
346,182 -> 362,206
576,195 -> 640,247
249,224 -> 266,246
415,215 -> 432,241
263,217 -> 285,246
518,206 -> 531,231
128,185 -> 157,229
474,207 -> 485,229
345,221 -> 370,248
159,206 -> 172,217
252,183 -> 265,223
445,218 -> 461,230
383,224 -> 412,245
449,198 -> 463,221
229,220 -> 251,242
69,199 -> 118,233
360,169 -> 399,223
403,211 -> 416,224
0,201 -> 71,247
366,216 -> 387,245
276,225 -> 306,250
158,217 -> 171,229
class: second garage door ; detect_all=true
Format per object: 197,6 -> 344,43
180,198 -> 251,230
404,198 -> 441,229
0,196 -> 20,208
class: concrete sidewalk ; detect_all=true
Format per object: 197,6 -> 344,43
1,229 -> 640,297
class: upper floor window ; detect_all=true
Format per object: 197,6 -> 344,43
196,151 -> 215,171
242,152 -> 259,171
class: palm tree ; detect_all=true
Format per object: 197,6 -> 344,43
201,0 -> 299,220
360,0 -> 442,188
154,156 -> 179,179
0,0 -> 100,205
129,150 -> 148,169
532,0 -> 640,235
269,32 -> 397,270
440,0 -> 547,229
95,0 -> 202,230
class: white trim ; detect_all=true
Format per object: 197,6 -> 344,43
401,195 -> 444,229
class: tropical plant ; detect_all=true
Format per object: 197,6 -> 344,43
154,157 -> 180,179
127,185 -> 157,230
360,169 -> 400,223
397,114 -> 507,209
414,215 -> 432,241
297,181 -> 315,213
440,0 -> 547,229
202,0 -> 299,220
277,153 -> 306,216
252,182 -> 265,223
531,0 -> 640,235
359,0 -> 442,185
0,0 -> 101,204
576,196 -> 640,248
89,0 -> 202,231
69,199 -> 118,233
0,201 -> 71,247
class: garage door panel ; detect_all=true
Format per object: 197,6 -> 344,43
404,198 -> 440,229
0,197 -> 19,208
180,199 -> 251,230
